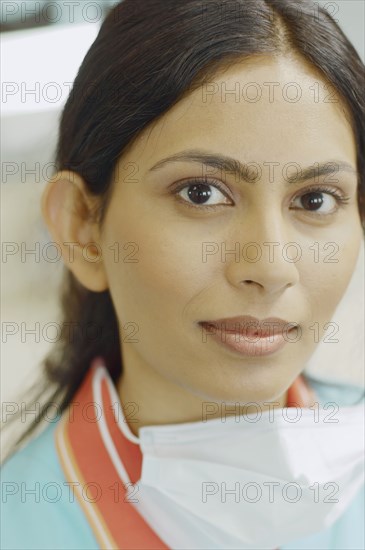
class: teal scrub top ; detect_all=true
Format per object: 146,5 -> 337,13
1,372 -> 364,550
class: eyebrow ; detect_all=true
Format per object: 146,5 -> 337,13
149,149 -> 357,185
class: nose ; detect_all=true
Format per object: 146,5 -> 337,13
225,217 -> 300,296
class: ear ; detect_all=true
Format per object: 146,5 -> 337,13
41,170 -> 109,292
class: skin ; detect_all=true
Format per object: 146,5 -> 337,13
42,54 -> 363,436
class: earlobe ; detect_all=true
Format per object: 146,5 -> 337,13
41,170 -> 109,292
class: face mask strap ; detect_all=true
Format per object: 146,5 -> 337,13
100,365 -> 141,445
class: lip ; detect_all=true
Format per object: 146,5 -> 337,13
198,315 -> 299,357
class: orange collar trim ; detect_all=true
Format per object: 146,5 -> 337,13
54,356 -> 169,550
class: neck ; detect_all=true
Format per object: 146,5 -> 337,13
116,348 -> 288,437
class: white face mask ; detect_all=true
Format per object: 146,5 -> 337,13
122,403 -> 364,550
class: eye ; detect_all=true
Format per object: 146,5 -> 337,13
290,186 -> 350,216
171,178 -> 233,209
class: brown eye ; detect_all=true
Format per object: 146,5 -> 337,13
290,187 -> 349,216
300,192 -> 326,211
173,179 -> 233,208
186,184 -> 213,205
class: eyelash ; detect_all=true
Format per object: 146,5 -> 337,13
171,177 -> 232,211
290,185 -> 351,216
171,178 -> 351,214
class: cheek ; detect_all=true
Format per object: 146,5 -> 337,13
299,232 -> 362,325
101,204 -> 217,325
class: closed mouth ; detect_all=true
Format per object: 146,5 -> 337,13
199,316 -> 298,338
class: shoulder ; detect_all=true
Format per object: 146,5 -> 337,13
1,420 -> 99,550
2,418 -> 62,479
331,483 -> 365,549
304,373 -> 364,406
283,375 -> 364,549
280,484 -> 365,550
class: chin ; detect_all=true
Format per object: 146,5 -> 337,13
193,377 -> 288,408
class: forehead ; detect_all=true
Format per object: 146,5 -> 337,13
124,55 -> 356,169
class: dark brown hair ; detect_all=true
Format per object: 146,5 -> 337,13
2,0 -> 364,462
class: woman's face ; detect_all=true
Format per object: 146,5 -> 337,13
99,55 -> 362,407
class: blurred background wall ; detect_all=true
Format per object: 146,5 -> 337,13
1,0 -> 119,31
1,1 -> 364,458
